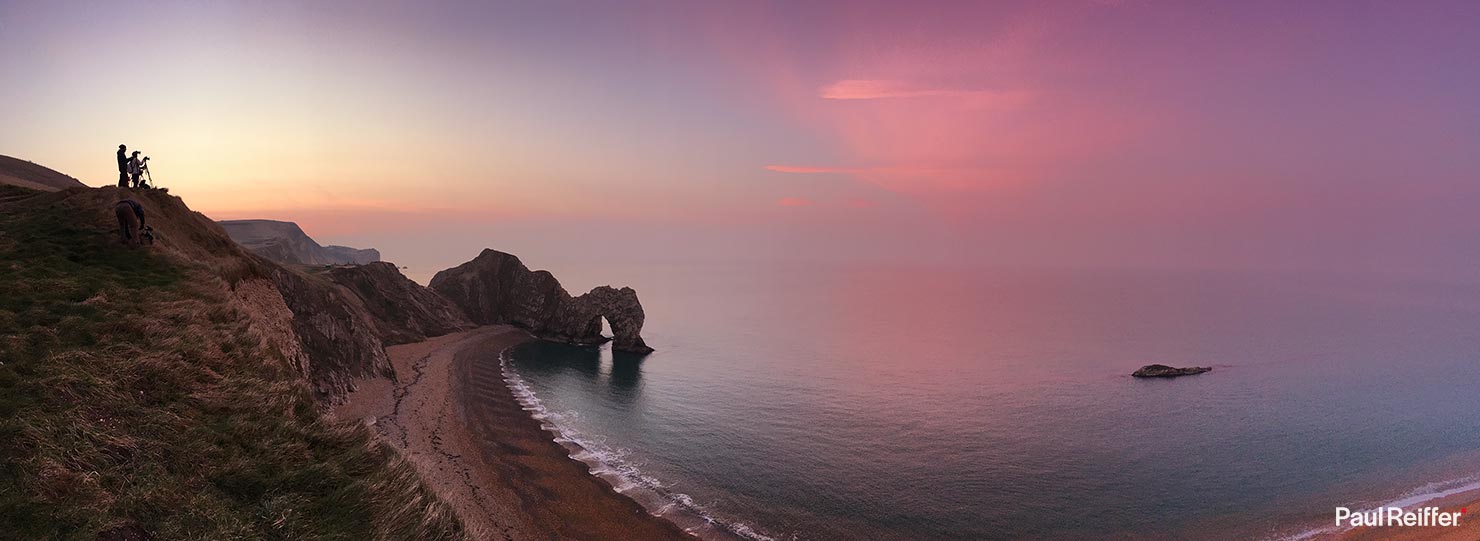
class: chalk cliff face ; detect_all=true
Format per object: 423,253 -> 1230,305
219,219 -> 380,266
429,249 -> 654,353
325,262 -> 474,345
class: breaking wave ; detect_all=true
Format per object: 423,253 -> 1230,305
500,349 -> 784,541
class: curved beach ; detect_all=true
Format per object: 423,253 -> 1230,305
332,326 -> 694,540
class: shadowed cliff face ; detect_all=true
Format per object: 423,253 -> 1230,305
268,266 -> 393,401
325,262 -> 474,345
429,249 -> 654,353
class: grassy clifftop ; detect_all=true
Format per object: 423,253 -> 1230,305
0,185 -> 465,540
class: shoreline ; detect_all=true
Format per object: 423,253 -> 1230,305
332,325 -> 1480,541
1317,486 -> 1480,541
498,349 -> 765,541
332,326 -> 695,540
1263,479 -> 1480,541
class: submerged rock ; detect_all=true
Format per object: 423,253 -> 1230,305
1132,364 -> 1212,378
429,249 -> 654,354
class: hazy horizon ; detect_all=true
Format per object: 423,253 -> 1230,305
5,1 -> 1480,281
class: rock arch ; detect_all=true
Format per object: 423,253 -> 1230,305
429,249 -> 654,354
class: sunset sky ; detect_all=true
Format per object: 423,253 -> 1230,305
3,1 -> 1479,281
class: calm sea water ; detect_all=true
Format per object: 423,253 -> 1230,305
497,263 -> 1480,540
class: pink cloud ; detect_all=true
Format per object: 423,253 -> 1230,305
820,79 -> 1032,110
776,197 -> 816,207
765,164 -> 1021,195
765,164 -> 860,175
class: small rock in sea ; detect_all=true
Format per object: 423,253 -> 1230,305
1132,364 -> 1212,378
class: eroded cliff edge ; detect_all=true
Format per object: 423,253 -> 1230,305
33,188 -> 652,408
429,249 -> 654,354
325,262 -> 474,345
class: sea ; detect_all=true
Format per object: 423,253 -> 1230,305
491,262 -> 1480,540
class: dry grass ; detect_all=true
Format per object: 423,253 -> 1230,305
0,185 -> 466,540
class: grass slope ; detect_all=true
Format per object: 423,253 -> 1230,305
0,185 -> 465,540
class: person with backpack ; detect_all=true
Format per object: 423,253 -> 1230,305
115,199 -> 146,245
128,151 -> 144,189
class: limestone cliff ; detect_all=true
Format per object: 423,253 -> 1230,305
429,249 -> 654,353
325,262 -> 475,345
219,219 -> 380,266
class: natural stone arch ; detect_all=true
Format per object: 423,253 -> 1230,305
576,286 -> 650,354
429,250 -> 654,353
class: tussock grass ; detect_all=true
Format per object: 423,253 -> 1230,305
0,187 -> 465,540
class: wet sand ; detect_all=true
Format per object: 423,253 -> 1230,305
333,326 -> 694,540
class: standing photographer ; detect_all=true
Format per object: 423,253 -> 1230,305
116,144 -> 129,188
128,151 -> 143,189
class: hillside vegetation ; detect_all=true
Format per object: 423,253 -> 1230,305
0,185 -> 465,540
0,155 -> 86,192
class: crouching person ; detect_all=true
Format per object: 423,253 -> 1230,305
116,199 -> 146,245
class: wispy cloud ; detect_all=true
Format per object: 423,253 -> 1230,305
772,196 -> 879,210
819,79 -> 1031,109
766,164 -> 1019,194
764,165 -> 862,174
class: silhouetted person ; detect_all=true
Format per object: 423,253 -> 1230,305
128,151 -> 143,189
116,144 -> 129,188
115,199 -> 145,245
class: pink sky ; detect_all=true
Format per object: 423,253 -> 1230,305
3,1 -> 1479,281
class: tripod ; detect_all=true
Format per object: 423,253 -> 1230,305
141,164 -> 154,189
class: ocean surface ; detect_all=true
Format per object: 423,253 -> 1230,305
494,263 -> 1480,540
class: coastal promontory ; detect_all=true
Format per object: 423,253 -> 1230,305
429,249 -> 654,353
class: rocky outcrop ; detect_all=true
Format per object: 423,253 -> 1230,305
267,265 -> 394,401
1132,364 -> 1212,378
429,249 -> 654,353
325,262 -> 474,345
219,219 -> 380,266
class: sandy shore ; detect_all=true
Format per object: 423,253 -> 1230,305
333,326 -> 694,540
1328,490 -> 1480,541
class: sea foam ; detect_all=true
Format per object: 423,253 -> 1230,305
499,349 -> 785,541
1275,474 -> 1480,540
